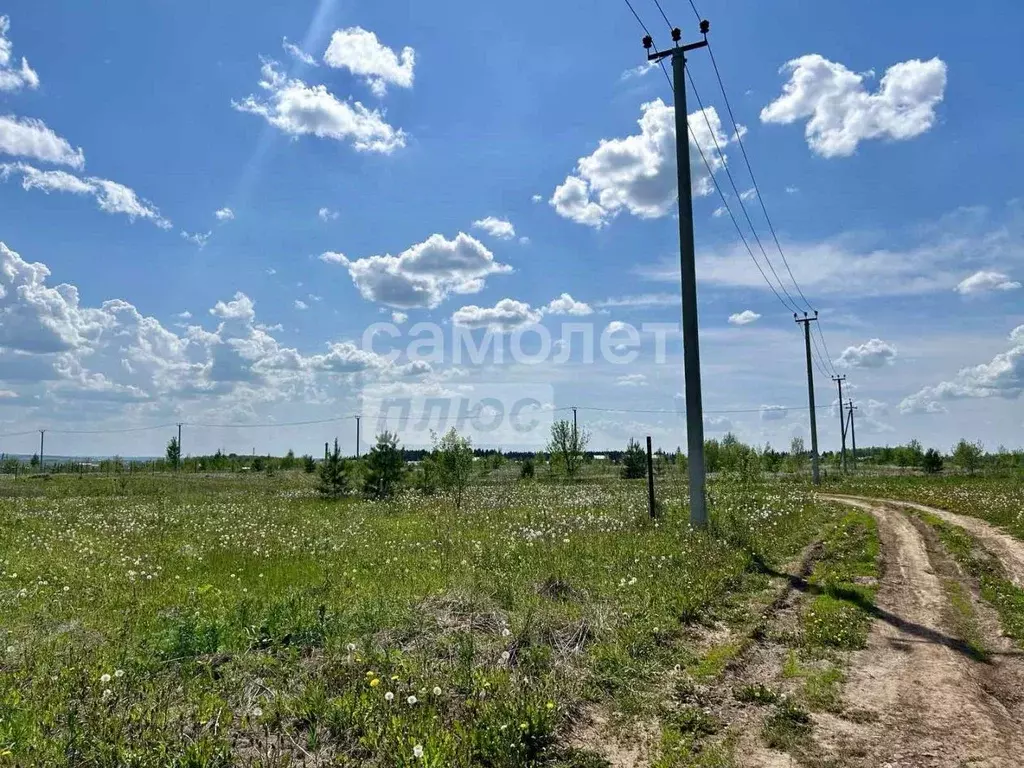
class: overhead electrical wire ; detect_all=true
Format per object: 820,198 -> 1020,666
686,68 -> 802,314
680,0 -> 844,380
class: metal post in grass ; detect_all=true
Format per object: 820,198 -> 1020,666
646,435 -> 657,519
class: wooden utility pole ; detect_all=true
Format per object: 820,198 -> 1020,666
645,20 -> 711,527
355,415 -> 361,458
646,436 -> 657,519
795,312 -> 821,485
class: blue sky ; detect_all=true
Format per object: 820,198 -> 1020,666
1,0 -> 1022,456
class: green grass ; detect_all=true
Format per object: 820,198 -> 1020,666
917,512 -> 1024,646
799,508 -> 880,651
0,472 -> 827,766
838,473 -> 1024,540
761,697 -> 812,751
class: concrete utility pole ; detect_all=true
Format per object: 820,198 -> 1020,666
572,407 -> 578,441
355,415 -> 361,458
846,401 -> 858,471
177,423 -> 183,470
39,429 -> 45,472
795,312 -> 821,485
831,375 -> 847,471
645,20 -> 711,528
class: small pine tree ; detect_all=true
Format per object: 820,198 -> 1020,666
922,448 -> 943,474
30,453 -> 40,468
302,454 -> 316,473
519,458 -> 535,479
363,431 -> 404,499
317,439 -> 349,498
621,438 -> 647,479
281,449 -> 296,470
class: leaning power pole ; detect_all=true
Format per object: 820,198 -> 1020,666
795,312 -> 821,485
831,375 -> 847,471
846,401 -> 858,471
645,20 -> 711,528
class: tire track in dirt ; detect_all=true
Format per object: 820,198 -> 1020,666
819,496 -> 1024,767
880,497 -> 1024,587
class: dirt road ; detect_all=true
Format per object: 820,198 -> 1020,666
818,496 -> 1024,767
880,497 -> 1024,587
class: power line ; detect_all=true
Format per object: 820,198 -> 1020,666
815,322 -> 839,376
651,0 -> 674,29
621,0 -> 672,89
683,5 -> 846,382
685,67 -> 802,313
704,43 -> 813,313
685,99 -> 795,313
576,404 -> 833,415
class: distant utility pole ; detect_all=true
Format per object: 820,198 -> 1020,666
846,401 -> 858,471
355,415 -> 361,458
795,312 -> 821,485
645,19 -> 711,528
646,435 -> 657,519
177,423 -> 183,470
831,375 -> 847,471
572,407 -> 578,440
39,429 -> 45,472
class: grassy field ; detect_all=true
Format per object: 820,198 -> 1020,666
0,471 -> 833,767
835,473 -> 1024,537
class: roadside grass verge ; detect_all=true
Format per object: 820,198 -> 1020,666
916,511 -> 1024,646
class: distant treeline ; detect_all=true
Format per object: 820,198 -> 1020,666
1,433 -> 1020,477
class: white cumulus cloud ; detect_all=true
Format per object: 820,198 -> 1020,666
760,54 -> 947,157
728,310 -> 761,325
1,163 -> 171,228
214,207 -> 235,221
472,216 -> 516,240
544,293 -> 593,316
0,15 -> 38,93
0,116 -> 85,169
326,232 -> 511,309
318,206 -> 339,221
232,61 -> 405,154
955,270 -> 1021,295
615,373 -> 647,387
837,338 -> 897,369
900,326 -> 1024,414
550,99 -> 737,228
452,299 -> 541,332
322,27 -> 415,98
760,405 -> 789,421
